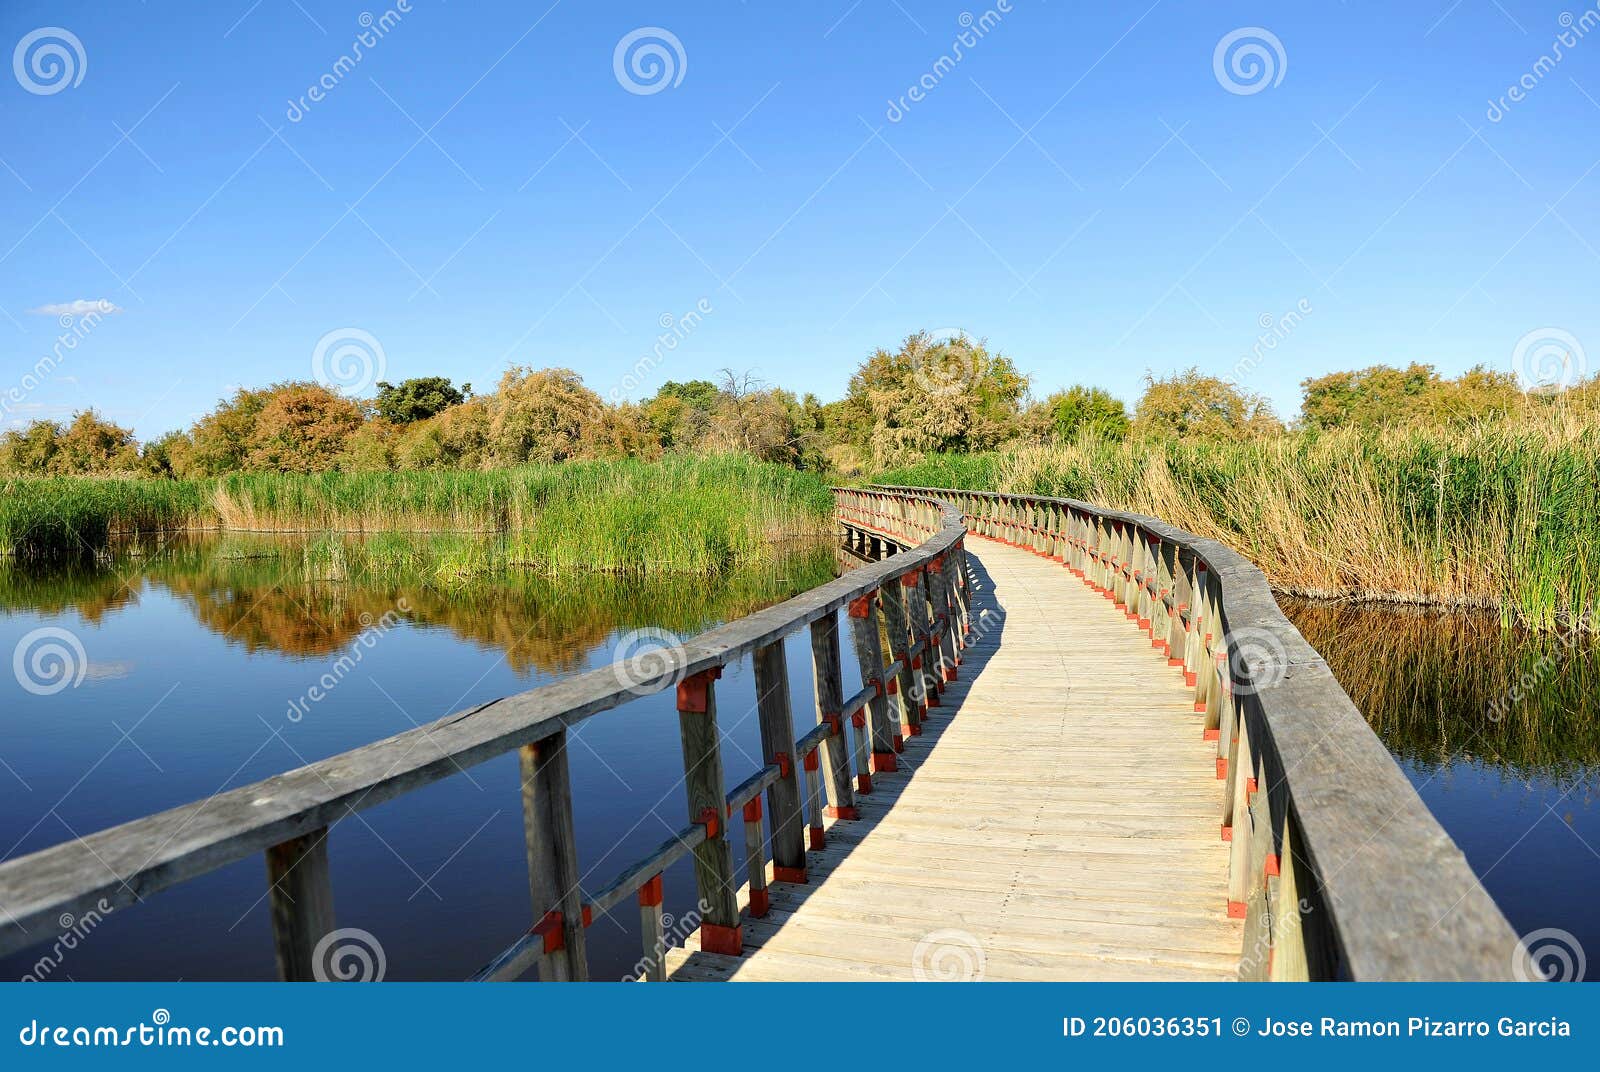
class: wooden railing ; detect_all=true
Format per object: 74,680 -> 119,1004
868,485 -> 1530,982
0,490 -> 970,982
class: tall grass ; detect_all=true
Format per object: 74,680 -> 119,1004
1,455 -> 834,574
876,425 -> 1600,630
0,476 -> 207,560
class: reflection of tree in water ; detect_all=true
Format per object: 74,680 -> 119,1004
2,533 -> 840,678
1281,598 -> 1600,789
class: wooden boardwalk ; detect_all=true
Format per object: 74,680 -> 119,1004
668,539 -> 1241,981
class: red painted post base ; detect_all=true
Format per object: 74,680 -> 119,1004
892,733 -> 904,753
1184,672 -> 1198,687
824,805 -> 859,820
855,773 -> 873,794
870,751 -> 898,773
1226,901 -> 1247,920
905,723 -> 923,736
1216,757 -> 1228,779
773,865 -> 807,885
809,826 -> 825,851
1168,657 -> 1185,668
946,668 -> 958,681
701,922 -> 743,956
748,888 -> 769,918
1220,824 -> 1232,842
1203,728 -> 1220,742
1137,617 -> 1151,631
1193,700 -> 1207,713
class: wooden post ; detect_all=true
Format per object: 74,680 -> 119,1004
847,591 -> 897,780
675,667 -> 742,955
741,798 -> 770,917
879,575 -> 921,739
802,748 -> 825,850
752,641 -> 807,884
265,828 -> 335,982
520,729 -> 588,981
810,613 -> 858,820
637,875 -> 667,982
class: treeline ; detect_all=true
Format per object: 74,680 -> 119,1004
1,332 -> 1591,479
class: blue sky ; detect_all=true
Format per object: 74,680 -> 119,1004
2,0 -> 1597,438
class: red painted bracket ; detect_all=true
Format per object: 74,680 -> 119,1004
742,796 -> 762,823
532,911 -> 564,954
638,874 -> 663,908
821,713 -> 843,736
701,922 -> 743,956
774,752 -> 792,778
847,595 -> 874,619
675,666 -> 723,714
696,807 -> 721,840
809,826 -> 826,851
1265,854 -> 1281,877
802,749 -> 820,772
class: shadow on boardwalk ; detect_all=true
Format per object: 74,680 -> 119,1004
666,552 -> 1015,980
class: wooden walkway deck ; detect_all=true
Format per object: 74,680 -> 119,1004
668,539 -> 1241,981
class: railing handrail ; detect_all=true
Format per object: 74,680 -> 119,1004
872,483 -> 1529,982
0,490 -> 968,981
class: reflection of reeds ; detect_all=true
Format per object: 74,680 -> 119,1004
3,455 -> 834,574
876,426 -> 1600,630
1281,597 -> 1600,788
0,533 -> 840,677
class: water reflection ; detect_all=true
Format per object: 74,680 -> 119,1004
1281,599 -> 1600,786
0,532 -> 841,674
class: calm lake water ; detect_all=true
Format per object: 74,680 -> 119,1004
0,534 -> 845,981
3,538 -> 1593,979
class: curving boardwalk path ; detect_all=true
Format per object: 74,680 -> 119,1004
667,539 -> 1241,981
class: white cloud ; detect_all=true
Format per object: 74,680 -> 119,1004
28,299 -> 123,317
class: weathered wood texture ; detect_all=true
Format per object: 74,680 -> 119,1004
667,540 -> 1243,981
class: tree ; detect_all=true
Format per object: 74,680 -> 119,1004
243,384 -> 364,473
51,411 -> 140,473
373,377 -> 469,424
1133,368 -> 1279,441
704,370 -> 806,465
1300,363 -> 1526,429
184,387 -> 274,476
1041,386 -> 1129,442
844,331 -> 1030,467
1300,364 -> 1439,430
644,379 -> 719,451
0,420 -> 62,474
486,367 -> 604,464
